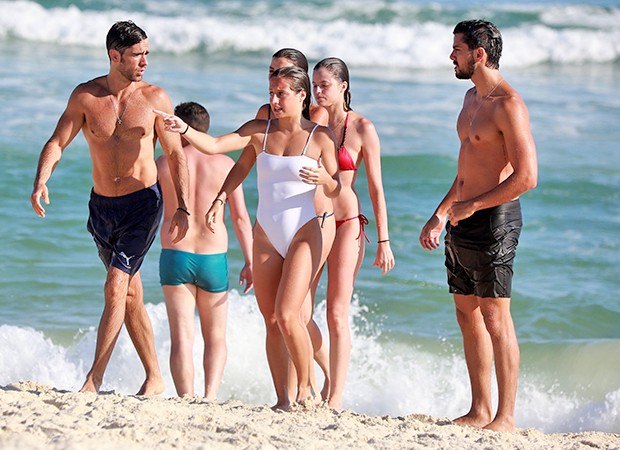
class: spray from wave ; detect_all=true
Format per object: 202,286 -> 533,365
0,0 -> 618,68
1,290 -> 618,433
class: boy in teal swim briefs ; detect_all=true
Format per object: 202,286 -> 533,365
157,101 -> 253,400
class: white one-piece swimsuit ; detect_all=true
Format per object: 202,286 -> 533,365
256,119 -> 319,258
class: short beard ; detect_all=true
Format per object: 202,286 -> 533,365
455,55 -> 475,80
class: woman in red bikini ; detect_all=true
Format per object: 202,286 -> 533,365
312,57 -> 395,411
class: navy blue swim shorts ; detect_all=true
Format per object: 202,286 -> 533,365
87,182 -> 163,276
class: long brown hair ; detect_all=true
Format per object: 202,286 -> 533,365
313,57 -> 352,112
270,66 -> 311,120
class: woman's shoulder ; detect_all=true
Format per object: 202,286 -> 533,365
256,103 -> 271,120
310,104 -> 329,126
349,111 -> 377,135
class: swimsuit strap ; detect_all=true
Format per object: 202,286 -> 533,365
339,113 -> 349,149
301,124 -> 320,156
262,119 -> 272,154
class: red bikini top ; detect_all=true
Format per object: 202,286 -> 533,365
337,114 -> 356,171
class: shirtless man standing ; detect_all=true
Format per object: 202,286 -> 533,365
157,101 -> 253,400
419,20 -> 538,432
31,20 -> 189,395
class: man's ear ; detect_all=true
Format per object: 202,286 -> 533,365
108,48 -> 121,63
473,47 -> 486,64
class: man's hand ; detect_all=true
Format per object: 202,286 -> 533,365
447,200 -> 476,226
169,209 -> 189,243
419,214 -> 446,251
31,184 -> 50,218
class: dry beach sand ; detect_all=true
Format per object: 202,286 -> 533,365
1,381 -> 619,449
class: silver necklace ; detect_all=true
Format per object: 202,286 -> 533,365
105,76 -> 136,125
469,78 -> 503,126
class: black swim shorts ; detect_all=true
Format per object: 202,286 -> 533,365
87,182 -> 163,276
444,199 -> 522,298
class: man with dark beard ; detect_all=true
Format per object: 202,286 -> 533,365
419,20 -> 538,432
31,21 -> 190,395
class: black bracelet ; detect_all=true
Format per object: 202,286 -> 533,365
181,124 -> 189,135
176,207 -> 190,216
378,239 -> 390,243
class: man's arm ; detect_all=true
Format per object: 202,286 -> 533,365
419,176 -> 458,251
153,93 -> 190,243
227,182 -> 254,294
31,87 -> 85,217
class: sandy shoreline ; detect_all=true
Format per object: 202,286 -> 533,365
1,381 -> 618,450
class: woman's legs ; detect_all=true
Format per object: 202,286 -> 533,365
326,219 -> 365,410
253,224 -> 289,409
276,219 -> 322,403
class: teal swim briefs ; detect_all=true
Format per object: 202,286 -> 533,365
159,249 -> 229,293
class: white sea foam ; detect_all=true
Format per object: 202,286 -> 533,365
1,290 -> 618,433
0,1 -> 618,68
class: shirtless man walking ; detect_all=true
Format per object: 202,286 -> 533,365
31,20 -> 189,395
419,20 -> 538,431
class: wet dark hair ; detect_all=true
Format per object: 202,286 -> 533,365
174,102 -> 210,133
106,20 -> 147,57
313,57 -> 352,112
453,19 -> 502,70
272,48 -> 309,73
270,66 -> 311,120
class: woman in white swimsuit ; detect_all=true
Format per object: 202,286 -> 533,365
256,48 -> 332,402
155,66 -> 340,409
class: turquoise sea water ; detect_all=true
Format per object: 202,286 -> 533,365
1,0 -> 619,434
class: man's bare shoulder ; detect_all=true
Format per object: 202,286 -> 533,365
495,83 -> 529,125
71,76 -> 106,97
139,82 -> 173,109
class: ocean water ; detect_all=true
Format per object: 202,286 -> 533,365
1,0 -> 619,435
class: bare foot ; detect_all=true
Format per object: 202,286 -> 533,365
454,413 -> 492,429
484,416 -> 515,432
271,401 -> 292,412
320,377 -> 330,401
136,376 -> 165,396
296,385 -> 316,403
327,398 -> 343,413
79,377 -> 100,394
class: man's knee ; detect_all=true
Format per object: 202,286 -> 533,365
480,299 -> 512,338
104,276 -> 130,304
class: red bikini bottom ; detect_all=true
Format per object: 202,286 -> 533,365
335,214 -> 370,242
